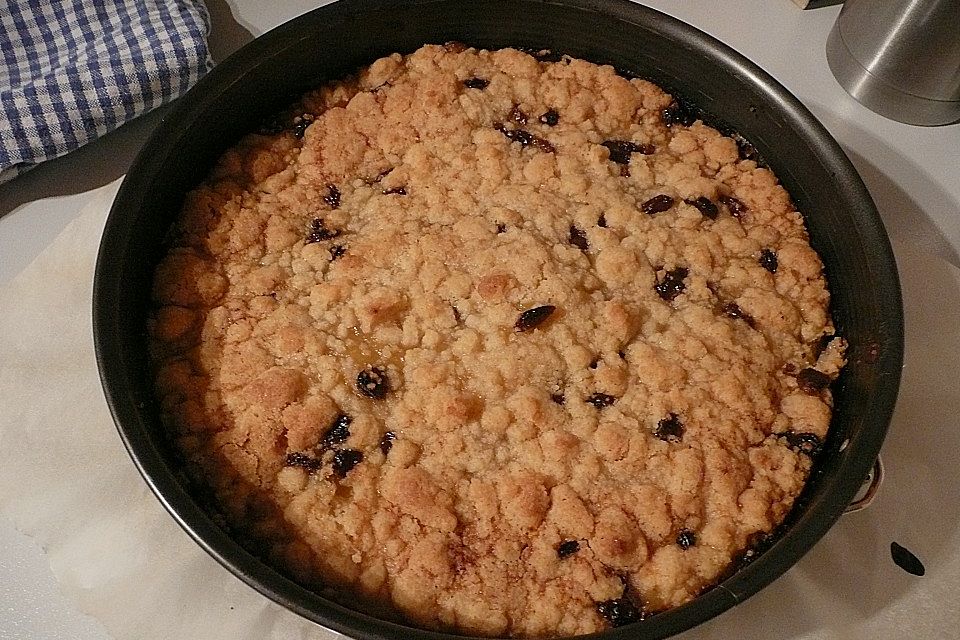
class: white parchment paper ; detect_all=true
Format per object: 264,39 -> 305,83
1,180 -> 958,639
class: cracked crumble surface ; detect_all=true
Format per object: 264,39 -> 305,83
150,44 -> 846,637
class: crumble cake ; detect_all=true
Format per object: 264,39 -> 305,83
149,43 -> 847,637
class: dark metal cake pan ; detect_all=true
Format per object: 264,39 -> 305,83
93,1 -> 904,638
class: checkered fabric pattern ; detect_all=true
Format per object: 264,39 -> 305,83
0,0 -> 212,184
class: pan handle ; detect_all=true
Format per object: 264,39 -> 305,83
844,456 -> 884,514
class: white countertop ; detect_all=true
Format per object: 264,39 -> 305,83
1,1 -> 958,639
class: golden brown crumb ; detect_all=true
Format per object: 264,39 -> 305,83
150,44 -> 845,637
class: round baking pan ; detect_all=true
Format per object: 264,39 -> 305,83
93,0 -> 904,638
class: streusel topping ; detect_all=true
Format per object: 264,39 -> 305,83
150,44 -> 845,637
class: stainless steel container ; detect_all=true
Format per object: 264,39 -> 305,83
826,0 -> 960,126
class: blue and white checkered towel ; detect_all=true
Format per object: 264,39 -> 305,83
0,0 -> 212,184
